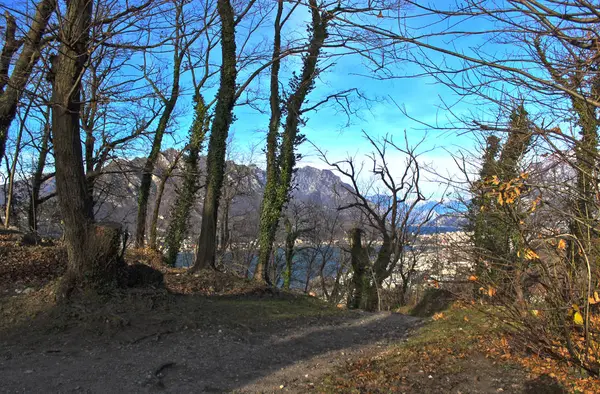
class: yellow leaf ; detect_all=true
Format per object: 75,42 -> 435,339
574,311 -> 584,326
557,239 -> 566,251
497,193 -> 504,205
594,291 -> 600,303
588,296 -> 597,305
531,310 -> 539,317
432,312 -> 445,321
524,249 -> 539,260
464,315 -> 469,322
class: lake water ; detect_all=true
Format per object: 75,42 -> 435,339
176,246 -> 343,290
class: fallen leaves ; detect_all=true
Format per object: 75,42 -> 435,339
588,291 -> 600,305
432,312 -> 445,321
0,240 -> 66,294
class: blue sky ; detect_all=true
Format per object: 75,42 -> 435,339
1,0 -> 503,199
176,1 -> 496,199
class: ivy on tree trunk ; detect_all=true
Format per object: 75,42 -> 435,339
164,95 -> 209,266
192,0 -> 237,271
256,0 -> 329,283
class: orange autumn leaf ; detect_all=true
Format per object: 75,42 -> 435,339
524,249 -> 539,260
557,239 -> 566,251
468,275 -> 478,282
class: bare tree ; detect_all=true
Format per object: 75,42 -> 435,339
319,131 -> 436,310
148,148 -> 184,250
0,0 -> 55,166
134,0 -> 207,247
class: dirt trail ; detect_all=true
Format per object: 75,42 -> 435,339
0,310 -> 420,393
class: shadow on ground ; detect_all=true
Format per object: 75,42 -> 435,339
0,287 -> 420,393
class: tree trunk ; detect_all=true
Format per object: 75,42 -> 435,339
192,0 -> 237,272
3,115 -> 24,227
255,0 -> 284,283
364,238 -> 393,312
148,174 -> 168,251
51,0 -> 124,298
134,16 -> 183,248
217,197 -> 231,266
0,0 -> 55,165
570,95 -> 599,273
399,279 -> 409,306
164,96 -> 208,266
256,0 -> 328,282
283,219 -> 294,290
347,228 -> 370,309
148,150 -> 184,251
28,114 -> 51,232
134,96 -> 179,248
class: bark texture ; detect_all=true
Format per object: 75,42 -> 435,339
193,0 -> 237,271
51,0 -> 124,298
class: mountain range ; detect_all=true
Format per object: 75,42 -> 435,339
0,149 -> 465,238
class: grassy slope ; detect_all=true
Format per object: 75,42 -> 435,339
318,304 -> 577,393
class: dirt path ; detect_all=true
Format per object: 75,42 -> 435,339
0,310 -> 420,393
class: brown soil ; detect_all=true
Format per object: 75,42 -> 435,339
0,242 -> 555,393
1,289 -> 421,393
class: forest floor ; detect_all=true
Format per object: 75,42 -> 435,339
0,234 -> 596,393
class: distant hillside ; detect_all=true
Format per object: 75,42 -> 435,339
0,151 -> 354,237
1,150 -> 465,237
